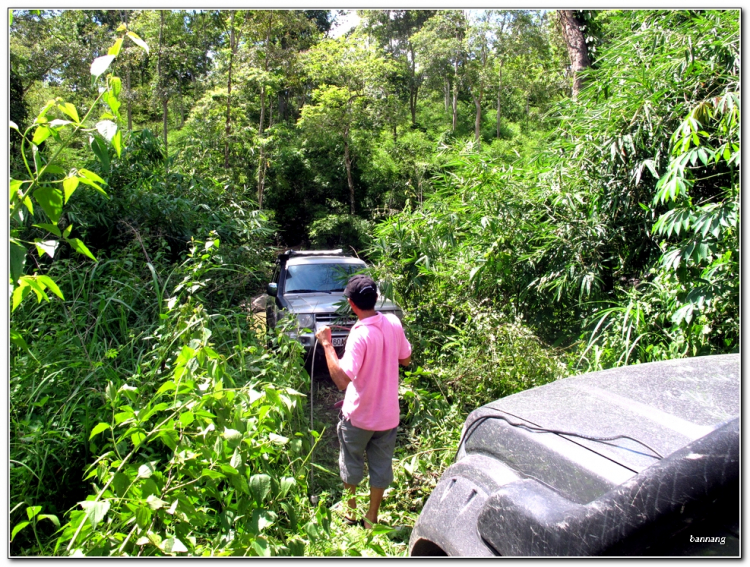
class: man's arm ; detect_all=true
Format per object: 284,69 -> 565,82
399,356 -> 411,367
315,326 -> 351,391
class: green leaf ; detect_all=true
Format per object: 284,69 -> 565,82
201,469 -> 224,480
34,185 -> 63,223
10,329 -> 29,351
34,239 -> 59,259
90,137 -> 110,172
110,76 -> 122,98
11,521 -> 29,541
135,506 -> 151,530
78,168 -> 106,184
37,514 -> 60,528
252,537 -> 271,557
96,120 -> 118,142
63,176 -> 80,204
34,223 -> 62,237
26,506 -> 42,520
32,125 -> 52,146
89,422 -> 111,439
278,477 -> 295,499
57,102 -> 80,123
77,175 -> 108,197
161,537 -> 188,554
126,31 -> 149,54
131,430 -> 146,447
10,241 -> 27,285
111,129 -> 122,158
179,412 -> 194,427
269,433 -> 288,445
80,500 -> 110,529
223,427 -> 242,441
67,238 -> 97,261
249,474 -> 272,505
138,463 -> 155,478
250,509 -> 277,533
37,275 -> 63,299
91,55 -> 116,78
108,37 -> 123,56
63,224 -> 72,238
12,283 -> 30,311
146,494 -> 167,510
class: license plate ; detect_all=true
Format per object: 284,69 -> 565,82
332,337 -> 346,347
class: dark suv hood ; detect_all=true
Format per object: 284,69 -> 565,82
283,292 -> 401,315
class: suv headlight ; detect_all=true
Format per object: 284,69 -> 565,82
296,314 -> 315,330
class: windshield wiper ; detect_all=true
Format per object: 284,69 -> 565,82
286,289 -> 331,294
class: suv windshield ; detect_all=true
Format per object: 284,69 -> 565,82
284,263 -> 363,293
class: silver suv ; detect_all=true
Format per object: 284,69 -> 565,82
265,250 -> 403,361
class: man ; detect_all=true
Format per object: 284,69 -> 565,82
314,274 -> 411,529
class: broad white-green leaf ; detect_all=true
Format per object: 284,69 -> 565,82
37,275 -> 63,300
96,120 -> 117,142
269,433 -> 289,445
34,240 -> 59,259
79,500 -> 110,529
126,31 -> 149,54
161,537 -> 187,553
91,55 -> 115,78
146,494 -> 167,510
223,427 -> 242,441
10,120 -> 19,131
138,463 -> 155,478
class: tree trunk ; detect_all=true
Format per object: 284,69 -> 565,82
126,66 -> 133,131
409,44 -> 418,126
162,98 -> 169,158
496,67 -> 502,139
452,61 -> 459,132
124,10 -> 132,131
257,19 -> 272,206
223,11 -> 236,169
473,92 -> 482,150
558,10 -> 591,100
444,78 -> 450,114
158,10 -> 168,157
344,128 -> 355,215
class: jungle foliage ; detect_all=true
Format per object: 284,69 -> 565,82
9,8 -> 739,557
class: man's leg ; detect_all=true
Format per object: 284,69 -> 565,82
363,426 -> 398,528
337,418 -> 372,521
344,482 -> 357,518
364,486 -> 385,527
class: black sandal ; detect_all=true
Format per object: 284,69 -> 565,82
343,517 -> 358,526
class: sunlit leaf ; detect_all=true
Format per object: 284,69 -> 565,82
91,55 -> 116,78
126,31 -> 149,54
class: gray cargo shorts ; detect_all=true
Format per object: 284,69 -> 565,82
337,416 -> 398,489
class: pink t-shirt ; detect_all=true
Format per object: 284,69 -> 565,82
338,312 -> 412,431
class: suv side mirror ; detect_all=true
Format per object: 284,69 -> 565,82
267,283 -> 278,297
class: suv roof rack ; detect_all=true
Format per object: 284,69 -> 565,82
277,249 -> 345,262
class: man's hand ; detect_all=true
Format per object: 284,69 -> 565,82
315,325 -> 332,347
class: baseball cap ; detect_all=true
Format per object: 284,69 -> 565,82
343,274 -> 378,302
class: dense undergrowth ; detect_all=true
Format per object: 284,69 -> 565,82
9,9 -> 739,557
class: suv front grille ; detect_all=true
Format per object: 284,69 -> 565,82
315,314 -> 356,327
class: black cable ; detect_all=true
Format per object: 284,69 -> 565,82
454,407 -> 663,464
